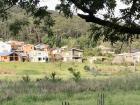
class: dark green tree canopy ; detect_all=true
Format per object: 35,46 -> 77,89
56,0 -> 140,35
0,0 -> 49,21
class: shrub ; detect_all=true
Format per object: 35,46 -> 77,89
49,72 -> 61,82
50,72 -> 56,81
22,75 -> 30,82
68,67 -> 81,82
84,65 -> 90,71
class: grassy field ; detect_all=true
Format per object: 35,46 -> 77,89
0,62 -> 138,80
1,91 -> 140,105
1,74 -> 140,105
0,62 -> 95,80
0,62 -> 140,105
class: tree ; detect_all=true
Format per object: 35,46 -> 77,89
0,0 -> 51,19
0,0 -> 56,43
56,0 -> 140,35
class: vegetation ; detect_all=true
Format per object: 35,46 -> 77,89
0,6 -> 140,50
57,0 -> 140,35
1,73 -> 140,105
0,1 -> 140,105
0,62 -> 139,80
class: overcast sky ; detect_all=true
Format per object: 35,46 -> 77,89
39,0 -> 60,10
39,0 -> 129,17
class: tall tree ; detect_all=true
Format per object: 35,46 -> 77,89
56,0 -> 140,35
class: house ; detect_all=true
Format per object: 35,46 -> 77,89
18,53 -> 29,62
0,52 -> 21,62
21,44 -> 34,54
97,45 -> 114,54
112,53 -> 134,64
28,50 -> 48,62
48,48 -> 63,62
62,48 -> 83,62
0,41 -> 11,53
7,40 -> 24,52
132,52 -> 140,63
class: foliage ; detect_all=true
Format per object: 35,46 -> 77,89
84,65 -> 90,71
97,93 -> 105,105
22,75 -> 30,83
68,67 -> 81,82
9,19 -> 29,35
84,48 -> 102,56
56,0 -> 140,43
49,72 -> 61,82
0,7 -> 93,48
1,74 -> 140,105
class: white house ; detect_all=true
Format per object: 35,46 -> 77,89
132,52 -> 140,63
28,50 -> 48,62
62,48 -> 83,62
0,41 -> 11,53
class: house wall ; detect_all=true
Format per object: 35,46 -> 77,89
29,51 -> 48,62
73,50 -> 83,57
62,50 -> 83,62
22,44 -> 34,54
0,56 -> 10,62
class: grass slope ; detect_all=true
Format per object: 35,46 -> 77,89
0,62 -> 94,80
2,91 -> 140,105
0,62 -> 139,80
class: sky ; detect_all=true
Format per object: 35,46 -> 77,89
39,0 -> 60,10
39,0 -> 129,17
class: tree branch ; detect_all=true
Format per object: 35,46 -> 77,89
78,14 -> 140,34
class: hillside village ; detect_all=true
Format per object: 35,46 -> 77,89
0,40 -> 140,65
0,40 -> 84,63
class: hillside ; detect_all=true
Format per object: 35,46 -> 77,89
0,6 -> 140,52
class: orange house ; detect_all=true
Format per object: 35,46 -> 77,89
7,40 -> 24,51
21,44 -> 34,54
0,52 -> 20,62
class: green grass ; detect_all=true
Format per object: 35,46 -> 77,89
0,62 -> 139,80
0,62 -> 140,105
1,72 -> 140,105
1,91 -> 140,105
0,62 -> 103,80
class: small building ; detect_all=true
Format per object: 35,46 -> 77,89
62,48 -> 83,62
112,53 -> 134,64
132,52 -> 140,63
21,44 -> 34,54
48,48 -> 63,62
7,40 -> 24,52
18,53 -> 29,62
28,50 -> 48,62
0,52 -> 20,62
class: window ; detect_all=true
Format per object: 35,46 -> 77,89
4,56 -> 7,59
38,57 -> 42,61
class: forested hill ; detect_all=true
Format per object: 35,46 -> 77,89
0,6 -> 92,48
1,6 -> 140,53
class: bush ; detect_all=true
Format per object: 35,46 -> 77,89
22,75 -> 30,82
84,65 -> 90,71
68,67 -> 81,82
49,72 -> 61,82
